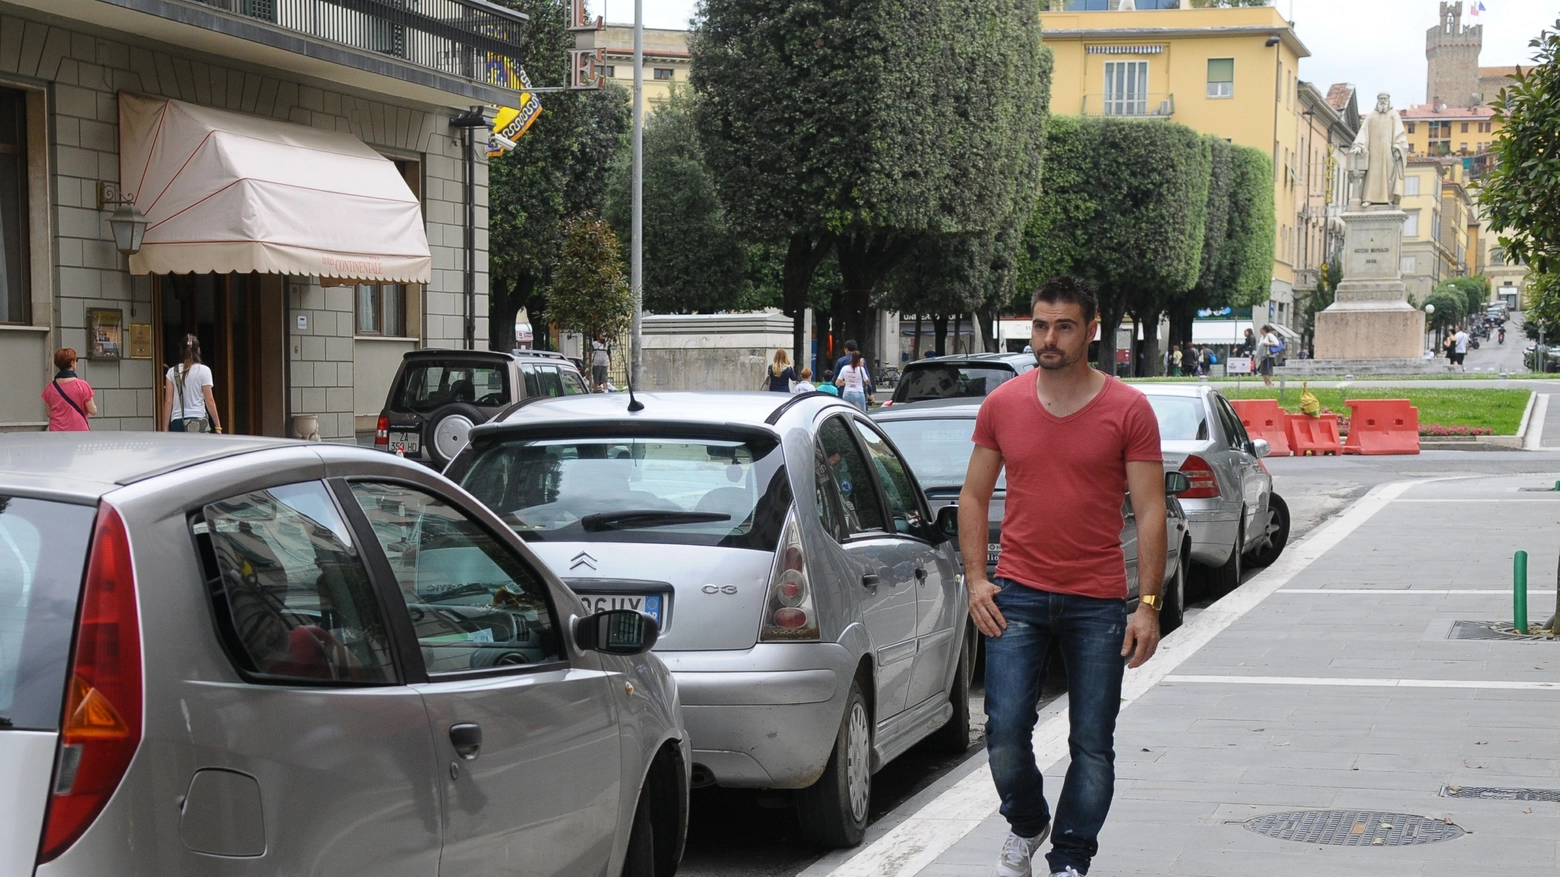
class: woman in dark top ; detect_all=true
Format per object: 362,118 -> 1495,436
765,348 -> 796,392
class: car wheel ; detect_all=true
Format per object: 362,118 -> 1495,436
927,633 -> 972,755
621,785 -> 655,877
425,403 -> 488,467
797,680 -> 871,848
1244,494 -> 1290,568
1206,517 -> 1243,600
1160,547 -> 1188,634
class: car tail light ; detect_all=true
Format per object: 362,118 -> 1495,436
38,505 -> 142,864
375,415 -> 389,448
1177,455 -> 1221,499
760,513 -> 820,642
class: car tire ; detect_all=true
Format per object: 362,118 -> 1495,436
797,680 -> 871,848
927,633 -> 972,755
425,403 -> 488,467
621,784 -> 655,877
1206,517 -> 1243,600
1160,547 -> 1188,634
1244,494 -> 1290,568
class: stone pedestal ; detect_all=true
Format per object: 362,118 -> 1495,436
1312,208 -> 1426,360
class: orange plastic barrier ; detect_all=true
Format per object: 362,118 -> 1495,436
1343,399 -> 1420,455
1228,399 -> 1292,456
1285,413 -> 1344,456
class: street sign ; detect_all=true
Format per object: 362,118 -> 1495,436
1226,356 -> 1254,375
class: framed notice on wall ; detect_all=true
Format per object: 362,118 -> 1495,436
128,323 -> 153,359
86,308 -> 124,361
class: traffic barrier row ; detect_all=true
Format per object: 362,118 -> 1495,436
1343,399 -> 1420,455
1228,399 -> 1292,456
1230,398 -> 1419,455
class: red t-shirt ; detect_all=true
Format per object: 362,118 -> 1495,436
42,379 -> 93,432
971,372 -> 1162,599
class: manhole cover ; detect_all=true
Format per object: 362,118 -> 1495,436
1243,810 -> 1464,846
1449,620 -> 1559,642
1442,784 -> 1560,802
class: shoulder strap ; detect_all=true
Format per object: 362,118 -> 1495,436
52,381 -> 89,429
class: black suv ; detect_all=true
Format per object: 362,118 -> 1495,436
884,352 -> 1036,406
376,349 -> 589,466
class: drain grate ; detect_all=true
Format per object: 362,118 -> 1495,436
1449,620 -> 1558,642
1243,810 -> 1464,846
1442,784 -> 1560,802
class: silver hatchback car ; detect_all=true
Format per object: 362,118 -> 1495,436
446,392 -> 969,848
0,434 -> 687,877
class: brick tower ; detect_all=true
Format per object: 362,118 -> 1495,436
1426,1 -> 1483,107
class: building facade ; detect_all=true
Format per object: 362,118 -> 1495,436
1293,81 -> 1358,303
578,25 -> 689,117
1399,156 -> 1474,304
1037,3 -> 1309,332
0,0 -> 516,439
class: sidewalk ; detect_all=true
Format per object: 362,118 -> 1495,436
820,473 -> 1560,877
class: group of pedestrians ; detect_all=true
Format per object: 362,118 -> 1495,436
42,333 -> 221,433
761,339 -> 874,411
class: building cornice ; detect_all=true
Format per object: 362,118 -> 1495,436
1041,26 -> 1310,59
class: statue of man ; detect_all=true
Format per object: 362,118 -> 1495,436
1350,92 -> 1408,206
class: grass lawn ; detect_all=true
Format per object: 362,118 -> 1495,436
1215,387 -> 1532,434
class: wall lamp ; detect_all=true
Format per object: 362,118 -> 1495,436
97,181 -> 147,256
1265,36 -> 1281,47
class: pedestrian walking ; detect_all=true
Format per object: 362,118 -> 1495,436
42,347 -> 96,431
1452,326 -> 1470,370
836,352 -> 871,411
834,339 -> 858,378
1258,324 -> 1281,387
162,334 -> 222,433
1168,345 -> 1181,377
1241,327 -> 1256,358
959,275 -> 1165,877
590,332 -> 611,391
817,370 -> 841,397
763,349 -> 796,391
791,367 -> 816,393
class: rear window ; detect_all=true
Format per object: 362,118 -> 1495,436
393,361 -> 510,412
1146,395 -> 1209,442
0,497 -> 96,731
876,417 -> 1004,491
892,364 -> 1017,403
520,362 -> 589,398
454,434 -> 790,550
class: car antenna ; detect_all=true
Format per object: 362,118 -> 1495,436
626,366 -> 644,412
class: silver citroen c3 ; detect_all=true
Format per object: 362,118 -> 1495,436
446,391 -> 970,848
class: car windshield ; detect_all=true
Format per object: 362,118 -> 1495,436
875,417 -> 1004,491
1145,395 -> 1209,441
393,361 -> 509,412
453,434 -> 790,550
893,364 -> 1018,403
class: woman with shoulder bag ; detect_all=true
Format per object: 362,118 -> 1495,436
162,334 -> 223,434
42,347 -> 97,431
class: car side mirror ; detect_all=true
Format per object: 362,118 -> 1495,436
935,505 -> 960,539
574,609 -> 659,655
1250,438 -> 1272,458
1164,471 -> 1191,496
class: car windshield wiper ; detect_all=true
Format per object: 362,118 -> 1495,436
580,510 -> 732,531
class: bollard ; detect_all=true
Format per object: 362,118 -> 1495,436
1514,550 -> 1529,634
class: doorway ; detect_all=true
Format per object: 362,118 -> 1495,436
155,273 -> 287,436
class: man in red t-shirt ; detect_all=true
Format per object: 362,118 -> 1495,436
960,275 -> 1165,877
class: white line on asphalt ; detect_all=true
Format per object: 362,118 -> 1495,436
1164,674 -> 1560,691
1394,498 -> 1560,502
818,479 -> 1424,877
1282,588 -> 1558,595
1526,394 -> 1550,450
1517,390 -> 1538,441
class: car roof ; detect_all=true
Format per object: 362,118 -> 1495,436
871,398 -> 984,420
1131,382 -> 1214,399
0,434 -> 302,500
485,391 -> 854,433
904,352 -> 1034,367
403,348 -> 577,365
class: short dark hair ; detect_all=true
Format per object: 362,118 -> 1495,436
843,339 -> 858,351
1031,275 -> 1098,323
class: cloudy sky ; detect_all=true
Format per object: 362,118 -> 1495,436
594,0 -> 1558,109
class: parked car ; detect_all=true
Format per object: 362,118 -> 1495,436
376,349 -> 591,466
446,392 -> 968,848
0,434 -> 687,877
883,352 -> 1036,406
872,399 -> 1193,631
1137,385 -> 1289,596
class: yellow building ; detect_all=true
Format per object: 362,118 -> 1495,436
1399,156 -> 1475,304
1039,4 -> 1309,330
577,26 -> 690,118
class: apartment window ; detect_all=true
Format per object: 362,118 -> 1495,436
1407,122 -> 1416,134
1432,211 -> 1441,241
1206,58 -> 1234,98
1460,122 -> 1469,133
1459,142 -> 1468,153
601,65 -> 615,78
355,283 -> 406,336
1401,256 -> 1417,274
1404,175 -> 1420,196
653,68 -> 673,81
1103,60 -> 1149,116
0,87 -> 29,324
1404,211 -> 1420,237
1491,248 -> 1505,266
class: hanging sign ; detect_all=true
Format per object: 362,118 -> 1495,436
488,66 -> 542,157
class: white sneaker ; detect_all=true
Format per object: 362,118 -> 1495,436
1050,867 -> 1082,877
993,825 -> 1051,877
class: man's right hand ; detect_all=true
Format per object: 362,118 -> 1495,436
967,578 -> 1007,637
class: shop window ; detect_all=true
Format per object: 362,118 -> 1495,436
653,68 -> 674,81
1206,58 -> 1233,98
0,87 -> 29,324
355,283 -> 406,336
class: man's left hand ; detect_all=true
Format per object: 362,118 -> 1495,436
1121,606 -> 1161,669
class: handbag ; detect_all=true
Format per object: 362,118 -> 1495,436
51,380 -> 89,430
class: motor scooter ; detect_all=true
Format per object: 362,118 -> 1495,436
1499,327 -> 1506,344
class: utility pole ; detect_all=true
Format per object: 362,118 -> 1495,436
630,0 -> 644,386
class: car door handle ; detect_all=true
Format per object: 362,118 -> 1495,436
449,723 -> 482,760
861,574 -> 880,590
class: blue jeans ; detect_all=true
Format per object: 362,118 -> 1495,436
984,579 -> 1126,875
842,389 -> 867,412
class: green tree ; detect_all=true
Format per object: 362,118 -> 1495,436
692,0 -> 1051,368
487,0 -> 630,352
1425,287 -> 1466,333
1298,257 -> 1341,354
1521,272 -> 1560,340
1480,20 -> 1560,274
1441,275 -> 1491,317
604,86 -> 752,313
543,212 -> 633,344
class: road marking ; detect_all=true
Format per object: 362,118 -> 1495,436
1517,390 -> 1538,440
1281,588 -> 1557,595
818,479 -> 1422,877
1526,393 -> 1550,450
1395,497 -> 1560,502
1164,674 -> 1560,691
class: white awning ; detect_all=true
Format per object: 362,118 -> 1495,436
119,94 -> 431,283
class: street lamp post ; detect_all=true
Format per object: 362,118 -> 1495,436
629,0 -> 643,387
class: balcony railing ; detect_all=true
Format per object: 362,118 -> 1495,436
190,0 -> 528,90
1081,93 -> 1175,119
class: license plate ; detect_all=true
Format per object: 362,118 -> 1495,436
389,431 -> 420,454
579,594 -> 662,625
